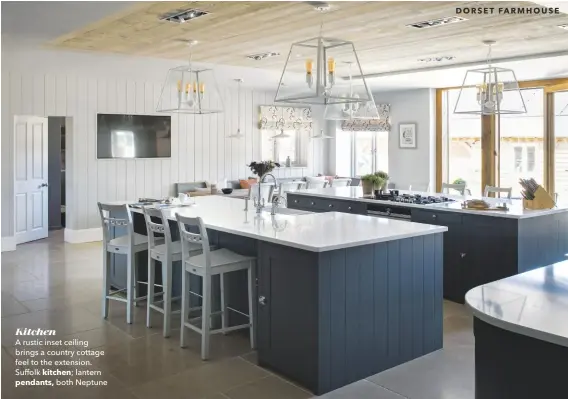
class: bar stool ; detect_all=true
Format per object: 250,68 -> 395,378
176,213 -> 256,360
142,206 -> 209,338
98,203 -> 150,324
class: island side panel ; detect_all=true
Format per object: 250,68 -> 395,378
317,233 -> 444,394
474,317 -> 568,399
256,241 -> 319,392
518,211 -> 568,273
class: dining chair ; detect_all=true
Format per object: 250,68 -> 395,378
331,178 -> 352,187
484,185 -> 512,198
441,182 -> 467,196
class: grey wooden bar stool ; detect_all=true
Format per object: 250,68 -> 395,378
98,202 -> 150,324
142,206 -> 208,338
176,213 -> 256,360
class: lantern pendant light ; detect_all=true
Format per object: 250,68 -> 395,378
453,40 -> 526,115
227,79 -> 244,139
324,61 -> 379,120
274,4 -> 373,107
156,40 -> 223,114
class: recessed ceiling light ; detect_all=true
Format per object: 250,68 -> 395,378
559,24 -> 568,30
246,52 -> 280,61
406,16 -> 467,29
160,8 -> 209,24
417,56 -> 456,63
308,1 -> 331,12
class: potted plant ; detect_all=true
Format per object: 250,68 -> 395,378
361,173 -> 382,195
375,171 -> 389,191
247,160 -> 280,179
453,178 -> 466,186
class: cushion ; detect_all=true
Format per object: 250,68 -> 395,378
189,190 -> 212,197
317,174 -> 337,182
239,178 -> 257,189
176,181 -> 207,193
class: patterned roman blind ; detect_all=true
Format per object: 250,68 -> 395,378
340,104 -> 392,132
258,105 -> 313,133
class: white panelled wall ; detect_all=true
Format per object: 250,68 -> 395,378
1,45 -> 327,246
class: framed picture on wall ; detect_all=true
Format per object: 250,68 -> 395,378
399,123 -> 416,148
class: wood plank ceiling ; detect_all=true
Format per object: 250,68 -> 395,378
48,1 -> 568,76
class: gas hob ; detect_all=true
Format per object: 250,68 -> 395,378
371,193 -> 455,205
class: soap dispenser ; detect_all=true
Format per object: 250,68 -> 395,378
285,155 -> 291,167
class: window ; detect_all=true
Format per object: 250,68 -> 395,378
355,131 -> 374,176
336,128 -> 389,177
261,129 -> 306,166
527,147 -> 536,172
513,145 -> 537,173
514,146 -> 523,172
498,88 -> 544,197
441,89 -> 482,195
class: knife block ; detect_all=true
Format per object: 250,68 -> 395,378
523,186 -> 555,210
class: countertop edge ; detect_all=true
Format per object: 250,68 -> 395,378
129,204 -> 447,252
465,290 -> 568,348
290,191 -> 566,219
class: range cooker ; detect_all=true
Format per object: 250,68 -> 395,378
365,193 -> 455,220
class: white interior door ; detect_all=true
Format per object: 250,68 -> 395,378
14,115 -> 49,244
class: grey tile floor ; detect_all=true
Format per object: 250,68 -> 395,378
2,231 -> 475,399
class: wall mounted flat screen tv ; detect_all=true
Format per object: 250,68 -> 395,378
97,113 -> 171,159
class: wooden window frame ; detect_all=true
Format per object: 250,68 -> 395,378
436,78 -> 568,194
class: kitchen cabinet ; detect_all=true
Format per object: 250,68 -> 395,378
288,194 -> 367,215
411,209 -> 464,303
257,241 -> 319,390
411,210 -> 520,303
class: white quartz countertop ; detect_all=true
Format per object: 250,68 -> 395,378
119,196 -> 447,252
465,261 -> 568,348
291,187 -> 568,219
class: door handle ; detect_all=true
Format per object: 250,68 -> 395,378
38,183 -> 49,188
460,253 -> 466,258
258,296 -> 266,306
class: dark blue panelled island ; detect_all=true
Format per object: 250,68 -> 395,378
106,196 -> 447,395
466,261 -> 568,399
287,187 -> 568,304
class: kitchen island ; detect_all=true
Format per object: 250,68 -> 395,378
106,195 -> 447,395
287,187 -> 568,303
466,261 -> 568,399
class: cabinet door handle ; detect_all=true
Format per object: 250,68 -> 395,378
432,214 -> 437,219
258,296 -> 266,306
294,200 -> 298,203
460,253 -> 466,258
329,204 -> 333,208
311,202 -> 315,205
348,206 -> 352,210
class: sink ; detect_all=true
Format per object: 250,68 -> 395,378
261,207 -> 312,215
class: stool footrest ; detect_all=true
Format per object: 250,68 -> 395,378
226,306 -> 250,318
183,321 -> 251,335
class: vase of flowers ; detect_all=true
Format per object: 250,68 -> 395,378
248,160 -> 280,178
